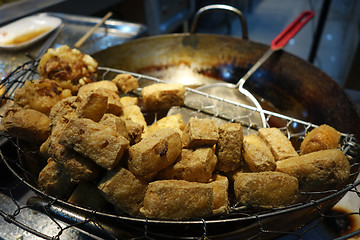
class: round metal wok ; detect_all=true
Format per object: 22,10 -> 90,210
92,32 -> 360,140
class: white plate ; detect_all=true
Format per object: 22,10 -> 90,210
0,15 -> 62,50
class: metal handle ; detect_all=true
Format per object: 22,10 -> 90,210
190,4 -> 248,40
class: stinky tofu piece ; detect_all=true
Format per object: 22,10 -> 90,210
122,105 -> 147,132
234,172 -> 298,208
243,134 -> 276,172
38,159 -> 75,199
49,96 -> 79,128
158,148 -> 218,183
128,128 -> 182,179
209,174 -> 229,214
258,128 -> 298,161
14,79 -> 72,115
276,149 -> 350,185
120,96 -> 138,107
0,107 -> 50,143
112,73 -> 139,93
48,139 -> 100,183
68,183 -> 108,211
98,168 -> 147,216
182,117 -> 219,148
58,117 -> 130,170
141,83 -> 186,111
97,88 -> 123,116
140,180 -> 213,220
125,119 -> 143,145
146,113 -> 185,138
215,122 -> 243,172
100,114 -> 130,140
77,80 -> 118,99
300,124 -> 341,155
75,91 -> 108,121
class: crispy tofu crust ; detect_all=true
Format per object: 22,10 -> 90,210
128,128 -> 182,179
300,124 -> 341,155
182,117 -> 219,148
14,79 -> 72,115
100,114 -> 130,140
258,128 -> 298,161
140,180 -> 213,220
234,172 -> 298,208
0,107 -> 50,143
98,168 -> 147,216
157,148 -> 218,183
216,122 -> 243,172
146,113 -> 185,138
112,73 -> 139,94
243,134 -> 276,172
122,105 -> 147,133
142,83 -> 185,111
75,91 -> 108,121
58,117 -> 130,170
209,174 -> 229,214
68,183 -> 109,211
120,96 -> 138,107
77,80 -> 118,99
49,96 -> 79,128
276,149 -> 350,185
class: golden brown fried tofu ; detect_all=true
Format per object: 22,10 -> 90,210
38,158 -> 75,199
112,73 -> 139,93
182,117 -> 219,149
124,119 -> 143,145
158,148 -> 218,183
0,107 -> 50,143
243,134 -> 276,172
14,79 -> 72,115
96,88 -> 123,116
75,91 -> 108,122
38,45 -> 97,93
233,172 -> 298,208
146,113 -> 185,138
47,139 -> 100,183
120,96 -> 138,107
209,174 -> 229,214
216,122 -> 243,172
300,124 -> 341,155
68,183 -> 108,211
258,128 -> 298,161
100,114 -> 130,140
49,96 -> 79,128
77,80 -> 118,99
276,149 -> 350,186
122,105 -> 147,133
142,83 -> 185,111
140,180 -> 213,220
58,117 -> 130,170
128,128 -> 182,180
98,168 -> 147,216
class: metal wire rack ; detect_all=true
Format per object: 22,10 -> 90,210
0,61 -> 359,239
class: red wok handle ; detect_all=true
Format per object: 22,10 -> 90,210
271,10 -> 314,50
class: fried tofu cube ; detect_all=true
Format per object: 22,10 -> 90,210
258,128 -> 298,161
120,96 -> 138,107
68,183 -> 109,211
209,174 -> 229,214
100,114 -> 130,140
124,119 -> 144,145
98,168 -> 147,216
140,180 -> 213,220
276,149 -> 350,186
75,91 -> 108,121
49,96 -> 80,128
233,172 -> 298,208
122,105 -> 147,133
112,73 -> 139,93
243,134 -> 276,172
38,158 -> 75,199
128,128 -> 182,180
141,83 -> 185,110
77,80 -> 118,99
146,113 -> 185,138
300,124 -> 341,155
182,117 -> 219,148
158,148 -> 218,183
215,122 -> 243,172
0,107 -> 50,143
58,117 -> 130,170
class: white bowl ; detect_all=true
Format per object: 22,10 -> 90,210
0,15 -> 62,50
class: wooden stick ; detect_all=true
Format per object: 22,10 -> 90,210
74,11 -> 113,48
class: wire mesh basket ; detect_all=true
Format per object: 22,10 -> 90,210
0,60 -> 360,240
